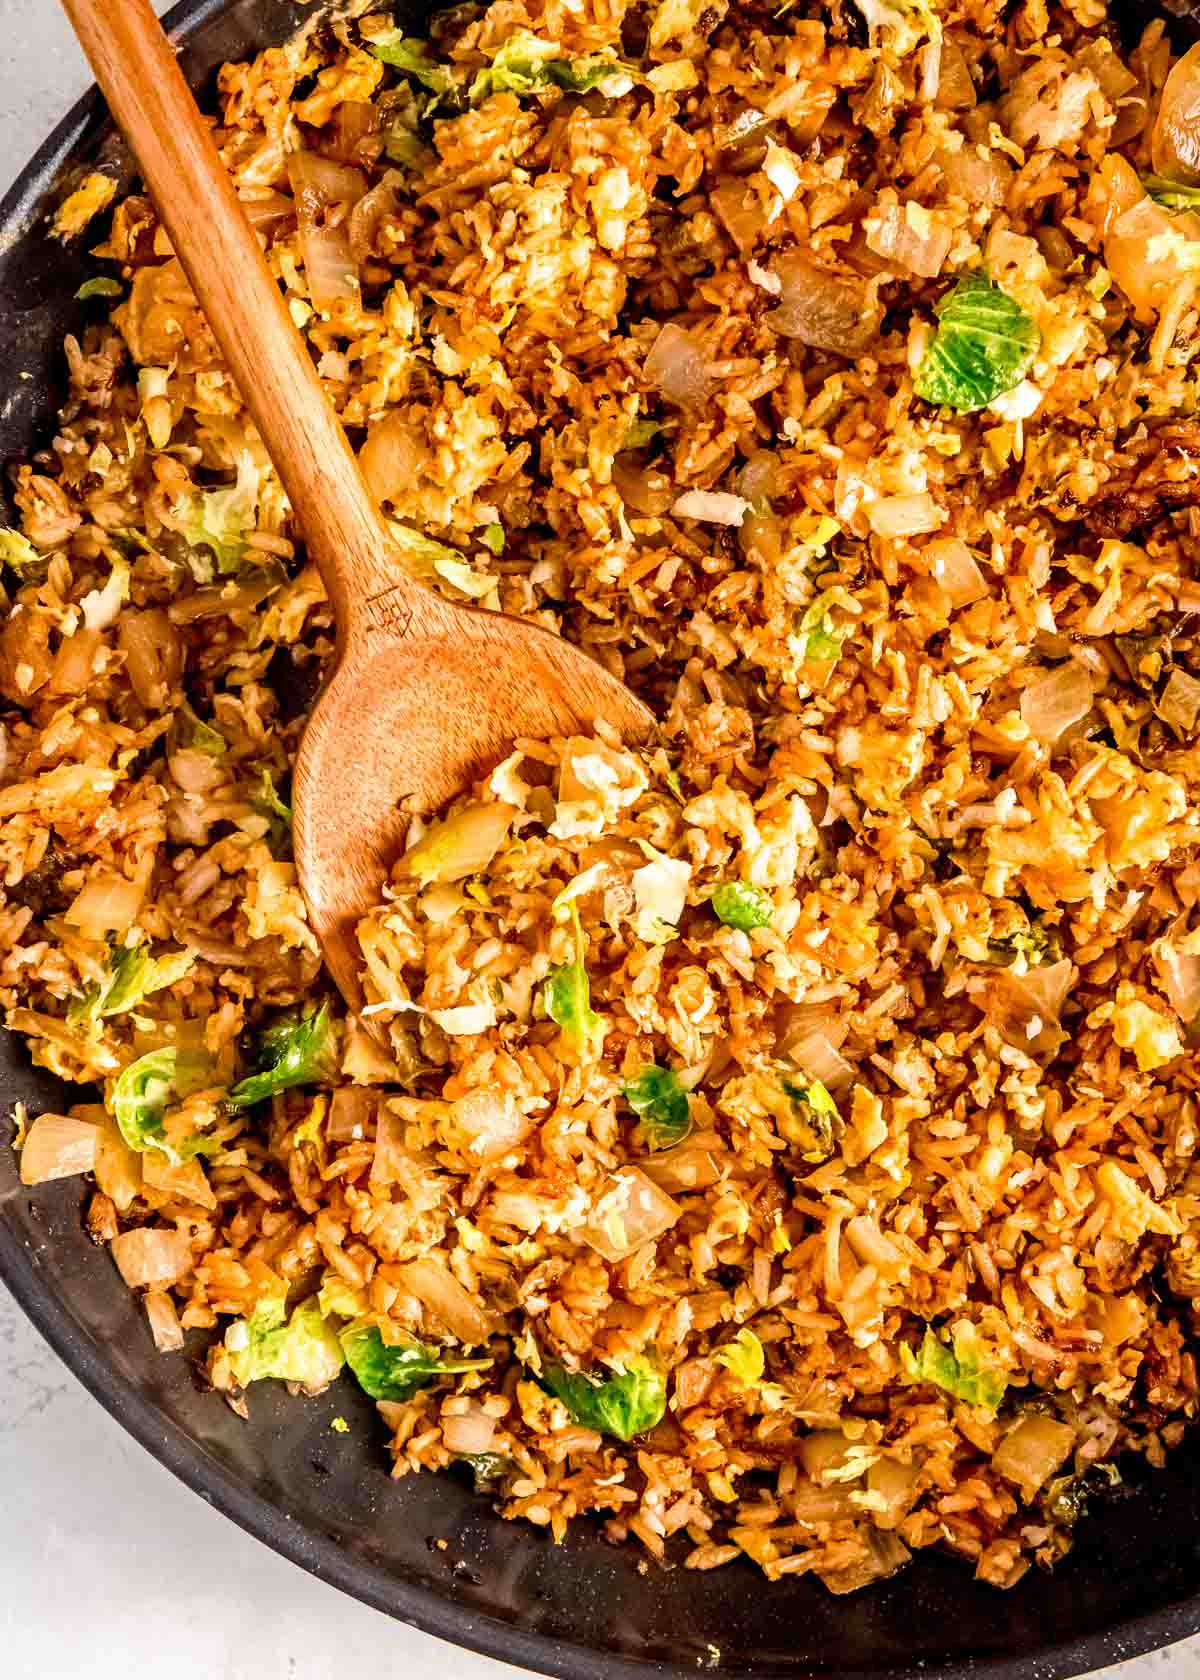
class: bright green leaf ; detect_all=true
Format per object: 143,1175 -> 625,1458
542,1357 -> 666,1441
366,31 -> 454,95
542,903 -> 604,1057
76,276 -> 124,300
710,880 -> 773,931
623,1064 -> 691,1149
228,1296 -> 345,1388
229,1003 -> 337,1108
1140,173 -> 1200,214
900,1323 -> 1007,1413
179,452 -> 261,576
69,941 -> 195,1029
0,528 -> 48,583
340,1325 -> 492,1401
480,522 -> 505,555
914,272 -> 1040,413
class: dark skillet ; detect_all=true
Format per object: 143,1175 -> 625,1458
2,3 -> 1200,1676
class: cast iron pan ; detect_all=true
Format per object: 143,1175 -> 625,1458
2,3 -> 1200,1675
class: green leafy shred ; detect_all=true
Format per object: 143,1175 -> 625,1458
623,1064 -> 691,1149
777,1073 -> 841,1162
458,1451 -> 515,1489
110,1047 -> 215,1163
228,1296 -> 345,1389
914,273 -> 1040,414
384,123 -> 425,167
366,31 -> 455,95
791,592 -> 844,666
255,767 -> 292,826
987,917 -> 1062,968
480,522 -> 505,555
715,1327 -> 765,1387
623,417 -> 668,451
1140,173 -> 1200,214
229,1002 -> 337,1109
179,705 -> 226,758
331,1415 -> 350,1434
340,1325 -> 492,1401
710,880 -> 773,931
0,528 -> 49,583
900,1323 -> 1008,1413
1043,1461 -> 1122,1526
179,453 -> 260,576
76,276 -> 124,301
542,902 -> 604,1057
469,32 -> 626,101
69,941 -> 195,1029
542,1357 -> 666,1441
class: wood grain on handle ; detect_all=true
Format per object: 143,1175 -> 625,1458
60,0 -> 419,637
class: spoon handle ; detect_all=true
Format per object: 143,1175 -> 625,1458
60,0 -> 424,637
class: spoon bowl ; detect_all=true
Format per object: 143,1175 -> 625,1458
63,0 -> 653,1017
295,581 -> 652,1012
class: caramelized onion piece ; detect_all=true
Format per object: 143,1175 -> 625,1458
1021,663 -> 1093,745
1153,39 -> 1200,183
770,253 -> 877,354
644,323 -> 710,410
19,1111 -> 99,1185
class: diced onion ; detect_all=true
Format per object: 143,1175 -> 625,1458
144,1290 -> 184,1353
19,1111 -> 99,1185
1020,663 -> 1093,745
992,1412 -> 1075,1497
370,1106 -> 406,1185
286,152 -> 365,314
397,1256 -> 492,1346
642,1137 -> 723,1193
671,489 -> 750,526
1153,39 -> 1200,183
1095,155 -> 1200,319
49,627 -> 102,696
447,1090 -> 532,1161
986,957 -> 1075,1054
328,1086 -> 378,1141
141,1150 -> 217,1210
93,1110 -> 142,1212
117,609 -> 183,709
578,1166 -> 681,1262
360,410 -> 425,504
1154,940 -> 1200,1023
299,222 -> 360,313
935,145 -> 1011,207
771,253 -> 877,354
867,494 -> 943,539
64,872 -> 143,940
865,202 -> 951,279
935,39 -> 976,109
712,181 -> 767,257
110,1226 -> 193,1290
867,1457 -> 921,1526
788,1026 -> 855,1092
612,454 -> 674,515
349,180 -> 401,264
240,190 -> 295,231
644,323 -> 710,410
926,537 -> 988,606
442,1404 -> 497,1455
1157,667 -> 1200,737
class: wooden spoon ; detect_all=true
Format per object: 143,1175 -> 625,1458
62,0 -> 653,1013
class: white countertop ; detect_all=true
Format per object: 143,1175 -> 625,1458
0,3 -> 1196,1676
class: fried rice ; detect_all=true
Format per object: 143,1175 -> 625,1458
5,0 -> 1200,1596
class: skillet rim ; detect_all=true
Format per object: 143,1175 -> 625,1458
0,4 -> 1198,1675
